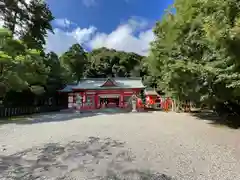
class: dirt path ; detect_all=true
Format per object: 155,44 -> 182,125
0,111 -> 240,180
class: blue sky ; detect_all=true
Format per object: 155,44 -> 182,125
45,0 -> 174,55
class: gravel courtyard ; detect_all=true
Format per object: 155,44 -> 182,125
0,111 -> 240,180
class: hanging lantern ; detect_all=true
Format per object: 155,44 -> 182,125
149,98 -> 154,105
137,98 -> 143,107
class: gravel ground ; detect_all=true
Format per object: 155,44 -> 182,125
0,111 -> 240,180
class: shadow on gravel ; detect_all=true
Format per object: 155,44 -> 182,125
0,109 -> 156,125
0,137 -> 173,180
103,169 -> 173,180
191,111 -> 240,129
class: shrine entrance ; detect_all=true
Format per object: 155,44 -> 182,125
99,94 -> 120,108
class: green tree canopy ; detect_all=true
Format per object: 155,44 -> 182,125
148,0 -> 240,108
0,0 -> 54,50
0,28 -> 49,97
60,43 -> 88,82
85,47 -> 144,78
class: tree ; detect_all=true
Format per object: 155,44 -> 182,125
84,47 -> 144,78
0,28 -> 49,99
44,51 -> 66,92
0,0 -> 54,50
141,56 -> 158,88
60,44 -> 88,81
140,90 -> 146,105
149,0 -> 240,115
21,0 -> 54,50
0,0 -> 29,34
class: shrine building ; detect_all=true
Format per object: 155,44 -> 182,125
59,77 -> 145,110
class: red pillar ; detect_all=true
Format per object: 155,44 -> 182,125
120,93 -> 124,108
94,94 -> 98,109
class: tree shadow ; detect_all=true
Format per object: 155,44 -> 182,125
103,169 -> 173,180
0,137 -> 173,180
191,111 -> 240,129
0,109 -> 157,125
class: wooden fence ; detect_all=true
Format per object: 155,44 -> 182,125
0,105 -> 66,118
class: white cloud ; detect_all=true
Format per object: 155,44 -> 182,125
45,26 -> 96,54
46,29 -> 78,55
71,26 -> 97,42
0,15 -> 153,56
82,0 -> 96,7
88,19 -> 154,55
127,16 -> 148,30
45,17 -> 154,56
53,18 -> 72,28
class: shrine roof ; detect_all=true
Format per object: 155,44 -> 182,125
58,84 -> 76,92
59,77 -> 145,92
144,88 -> 159,96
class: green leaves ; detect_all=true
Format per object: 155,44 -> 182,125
60,43 -> 88,81
1,0 -> 54,50
0,28 -> 49,97
84,48 -> 144,78
148,0 -> 240,106
0,51 -> 11,63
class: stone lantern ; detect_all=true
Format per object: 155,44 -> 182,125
131,94 -> 137,112
76,94 -> 82,112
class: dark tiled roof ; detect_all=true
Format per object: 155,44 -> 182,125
59,77 -> 145,92
144,88 -> 159,96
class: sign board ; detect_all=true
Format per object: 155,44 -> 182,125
68,96 -> 73,103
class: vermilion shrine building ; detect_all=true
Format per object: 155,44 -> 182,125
59,77 -> 145,110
